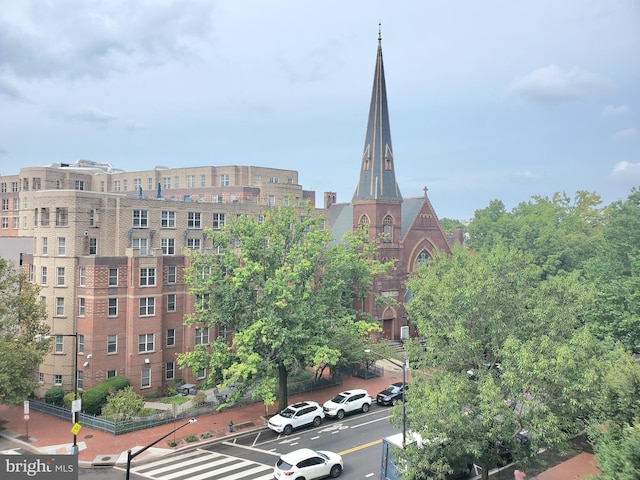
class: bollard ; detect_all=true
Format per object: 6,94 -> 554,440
228,420 -> 234,432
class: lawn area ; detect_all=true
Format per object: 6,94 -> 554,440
160,395 -> 191,405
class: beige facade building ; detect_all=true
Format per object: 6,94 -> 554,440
1,162 -> 316,396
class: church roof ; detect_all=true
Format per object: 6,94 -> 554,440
352,28 -> 402,203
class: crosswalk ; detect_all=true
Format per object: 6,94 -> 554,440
124,449 -> 274,480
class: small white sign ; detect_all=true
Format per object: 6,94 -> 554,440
23,400 -> 29,415
71,399 -> 82,413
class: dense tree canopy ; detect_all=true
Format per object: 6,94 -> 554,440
177,202 -> 390,411
399,245 -> 606,480
0,258 -> 51,405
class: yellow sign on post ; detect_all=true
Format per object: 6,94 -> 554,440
71,423 -> 82,435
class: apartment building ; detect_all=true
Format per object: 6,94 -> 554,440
1,162 -> 316,397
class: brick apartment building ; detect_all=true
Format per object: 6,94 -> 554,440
0,32 -> 455,398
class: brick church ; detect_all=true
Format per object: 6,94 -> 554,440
325,31 -> 454,340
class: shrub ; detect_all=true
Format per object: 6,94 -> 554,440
184,435 -> 198,443
82,376 -> 131,415
63,391 -> 77,409
201,432 -> 212,439
44,387 -> 65,406
167,441 -> 177,447
192,391 -> 207,405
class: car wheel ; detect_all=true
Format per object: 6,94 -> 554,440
391,398 -> 398,406
330,464 -> 342,478
337,410 -> 345,420
312,416 -> 322,427
283,424 -> 293,435
362,403 -> 370,413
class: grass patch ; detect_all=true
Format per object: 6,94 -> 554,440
161,396 -> 191,405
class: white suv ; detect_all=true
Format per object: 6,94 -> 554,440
274,448 -> 343,479
268,401 -> 325,435
322,389 -> 372,419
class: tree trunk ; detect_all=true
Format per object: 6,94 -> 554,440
278,362 -> 288,412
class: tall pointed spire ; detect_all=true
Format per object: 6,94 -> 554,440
353,25 -> 402,203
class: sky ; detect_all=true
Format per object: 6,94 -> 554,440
1,0 -> 639,221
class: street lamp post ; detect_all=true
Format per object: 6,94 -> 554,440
365,349 -> 409,447
126,418 -> 197,480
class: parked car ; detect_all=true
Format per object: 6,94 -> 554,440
268,401 -> 325,435
323,389 -> 372,419
274,448 -> 343,479
376,382 -> 408,406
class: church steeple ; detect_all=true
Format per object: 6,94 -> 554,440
353,26 -> 402,203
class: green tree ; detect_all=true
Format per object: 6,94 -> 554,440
100,386 -> 145,420
467,192 -> 604,276
438,218 -> 467,236
588,348 -> 640,479
584,187 -> 640,351
0,258 -> 51,405
400,245 -> 604,480
177,202 -> 389,411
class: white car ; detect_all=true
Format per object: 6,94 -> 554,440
322,389 -> 372,419
274,448 -> 343,479
268,401 -> 325,435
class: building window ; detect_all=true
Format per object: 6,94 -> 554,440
57,237 -> 66,255
187,175 -> 195,188
100,181 -> 105,192
41,237 -> 48,255
107,335 -> 117,354
41,266 -> 47,285
165,362 -> 175,380
200,174 -> 206,187
107,370 -> 117,378
186,238 -> 201,250
167,266 -> 177,284
167,294 -> 176,312
195,327 -> 209,345
113,180 -> 121,192
54,374 -> 62,385
79,266 -> 86,286
77,335 -> 84,354
161,210 -> 175,228
11,182 -> 18,192
161,238 -> 175,255
40,208 -> 50,226
173,176 -> 179,188
2,199 -> 8,210
109,268 -> 118,286
166,328 -> 175,347
29,264 -> 34,282
55,207 -> 68,226
2,217 -> 9,229
77,371 -> 84,390
108,298 -> 118,317
132,238 -> 148,255
0,182 -> 5,192
134,178 -> 141,190
78,297 -> 85,316
123,179 -> 128,191
54,335 -> 64,353
268,195 -> 276,206
56,267 -> 65,286
187,212 -> 201,229
75,180 -> 85,191
416,250 -> 431,266
196,368 -> 206,379
138,334 -> 154,353
133,210 -> 148,228
218,324 -> 227,341
196,293 -> 210,310
220,174 -> 229,187
139,267 -> 156,286
163,177 -> 170,189
213,213 -> 226,230
269,176 -> 279,184
139,297 -> 155,316
38,372 -> 44,383
358,215 -> 370,237
89,237 -> 97,255
13,197 -> 19,211
383,215 -> 393,243
141,368 -> 151,388
89,209 -> 95,226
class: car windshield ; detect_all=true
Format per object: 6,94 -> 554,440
330,394 -> 348,404
279,408 -> 295,418
386,385 -> 401,393
276,459 -> 293,471
317,452 -> 329,461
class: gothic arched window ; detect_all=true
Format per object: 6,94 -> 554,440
358,215 -> 370,239
383,215 -> 393,243
416,250 -> 431,266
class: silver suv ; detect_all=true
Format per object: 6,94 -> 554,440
322,389 -> 372,419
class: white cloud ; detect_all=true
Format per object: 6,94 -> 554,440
60,106 -> 117,125
0,77 -> 26,101
509,64 -> 611,104
602,104 -> 632,117
614,128 -> 639,140
610,161 -> 640,183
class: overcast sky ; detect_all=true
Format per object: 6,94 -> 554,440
1,0 -> 639,220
